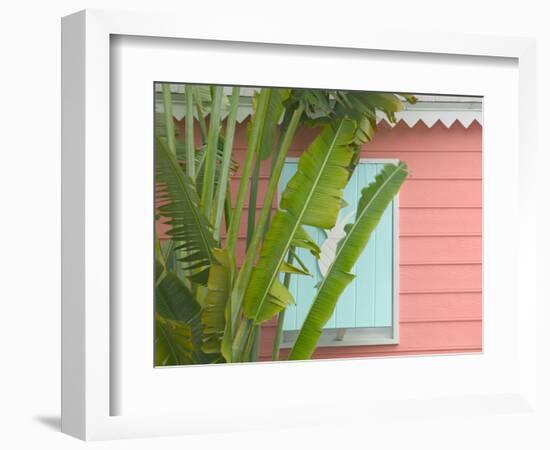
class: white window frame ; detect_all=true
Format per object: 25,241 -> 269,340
280,157 -> 400,348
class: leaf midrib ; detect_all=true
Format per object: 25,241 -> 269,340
251,121 -> 348,321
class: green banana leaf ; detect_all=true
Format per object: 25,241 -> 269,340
292,225 -> 321,257
242,119 -> 358,324
156,137 -> 216,284
155,314 -> 195,366
155,268 -> 203,365
284,89 -> 415,144
288,162 -> 408,360
156,269 -> 201,321
201,249 -> 231,356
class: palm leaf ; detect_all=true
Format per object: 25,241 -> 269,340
242,119 -> 358,324
288,162 -> 408,360
156,137 -> 216,284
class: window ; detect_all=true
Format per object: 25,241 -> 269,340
279,159 -> 399,347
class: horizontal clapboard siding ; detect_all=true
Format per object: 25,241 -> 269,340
158,118 -> 482,359
227,176 -> 481,208
258,120 -> 482,359
259,320 -> 482,360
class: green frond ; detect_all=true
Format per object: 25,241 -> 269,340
242,119 -> 358,324
155,269 -> 203,365
156,137 -> 216,284
289,162 -> 408,360
201,250 -> 231,356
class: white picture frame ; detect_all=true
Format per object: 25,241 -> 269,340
61,9 -> 538,441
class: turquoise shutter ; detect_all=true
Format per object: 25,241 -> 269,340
279,161 -> 395,331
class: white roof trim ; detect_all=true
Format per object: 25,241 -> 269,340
380,95 -> 482,127
378,103 -> 482,128
155,89 -> 483,128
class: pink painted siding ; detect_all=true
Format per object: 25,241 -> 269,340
259,120 -> 483,360
160,118 -> 483,360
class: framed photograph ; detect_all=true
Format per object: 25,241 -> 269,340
61,9 -> 537,441
152,83 -> 481,364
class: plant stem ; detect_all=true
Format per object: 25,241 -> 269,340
225,88 -> 270,255
218,90 -> 264,362
271,249 -> 294,360
246,158 -> 261,247
243,105 -> 303,270
232,318 -> 252,363
212,87 -> 240,241
249,130 -> 287,361
184,85 -> 196,180
161,83 -> 177,157
242,324 -> 260,363
250,325 -> 261,362
231,105 -> 304,361
200,86 -> 223,215
260,118 -> 287,237
193,87 -> 208,144
224,181 -> 233,237
271,312 -> 285,361
250,124 -> 288,362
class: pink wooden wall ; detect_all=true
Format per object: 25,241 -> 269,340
161,117 -> 483,360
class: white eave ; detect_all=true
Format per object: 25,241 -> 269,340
383,95 -> 482,128
155,86 -> 482,128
